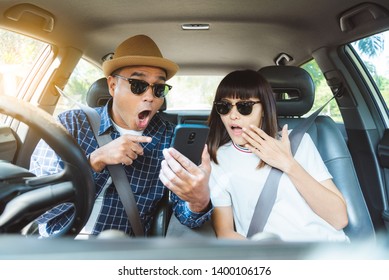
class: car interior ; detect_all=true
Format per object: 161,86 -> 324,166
1,0 -> 389,259
82,65 -> 376,243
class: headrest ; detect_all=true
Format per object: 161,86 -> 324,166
258,66 -> 315,117
86,78 -> 112,107
85,77 -> 167,111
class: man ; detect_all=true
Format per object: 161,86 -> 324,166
30,34 -> 212,237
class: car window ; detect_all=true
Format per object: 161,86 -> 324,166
166,75 -> 224,110
167,62 -> 341,122
0,29 -> 48,123
302,60 -> 342,122
54,59 -> 104,116
54,58 -> 339,120
350,30 -> 389,112
167,64 -> 340,120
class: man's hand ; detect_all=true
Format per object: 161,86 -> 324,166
159,145 -> 211,213
89,135 -> 152,172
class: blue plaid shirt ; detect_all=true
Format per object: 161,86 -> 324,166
30,101 -> 212,236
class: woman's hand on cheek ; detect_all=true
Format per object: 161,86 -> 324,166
242,124 -> 294,172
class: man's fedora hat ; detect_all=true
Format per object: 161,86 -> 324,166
102,34 -> 179,80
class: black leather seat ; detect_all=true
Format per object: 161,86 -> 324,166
258,65 -> 375,242
86,77 -> 112,107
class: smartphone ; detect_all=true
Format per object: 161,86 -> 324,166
170,124 -> 210,165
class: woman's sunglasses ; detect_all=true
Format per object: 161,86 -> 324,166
214,100 -> 261,116
115,75 -> 172,98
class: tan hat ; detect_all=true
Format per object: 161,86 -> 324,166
102,35 -> 179,80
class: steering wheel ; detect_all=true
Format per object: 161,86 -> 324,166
0,95 -> 95,236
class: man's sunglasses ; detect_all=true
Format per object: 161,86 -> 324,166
214,100 -> 261,116
115,75 -> 172,98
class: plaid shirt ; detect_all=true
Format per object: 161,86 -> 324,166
30,101 -> 212,237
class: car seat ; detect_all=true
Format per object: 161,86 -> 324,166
258,65 -> 375,242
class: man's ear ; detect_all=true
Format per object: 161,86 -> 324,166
107,76 -> 116,97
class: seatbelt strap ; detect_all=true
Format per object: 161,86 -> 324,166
55,86 -> 144,237
246,96 -> 335,238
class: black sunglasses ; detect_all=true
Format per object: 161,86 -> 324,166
115,75 -> 172,98
214,100 -> 261,116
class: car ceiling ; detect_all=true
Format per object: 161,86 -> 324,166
0,0 -> 389,75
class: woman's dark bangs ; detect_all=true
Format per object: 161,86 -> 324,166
231,85 -> 258,100
218,81 -> 259,100
216,70 -> 262,100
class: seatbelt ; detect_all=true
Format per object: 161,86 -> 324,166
246,96 -> 335,238
55,86 -> 144,237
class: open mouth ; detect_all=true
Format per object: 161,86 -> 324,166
231,125 -> 243,136
137,110 -> 151,129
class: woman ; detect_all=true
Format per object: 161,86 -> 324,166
207,69 -> 349,242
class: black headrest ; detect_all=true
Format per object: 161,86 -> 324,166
258,66 -> 315,117
86,78 -> 111,107
86,77 -> 167,111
